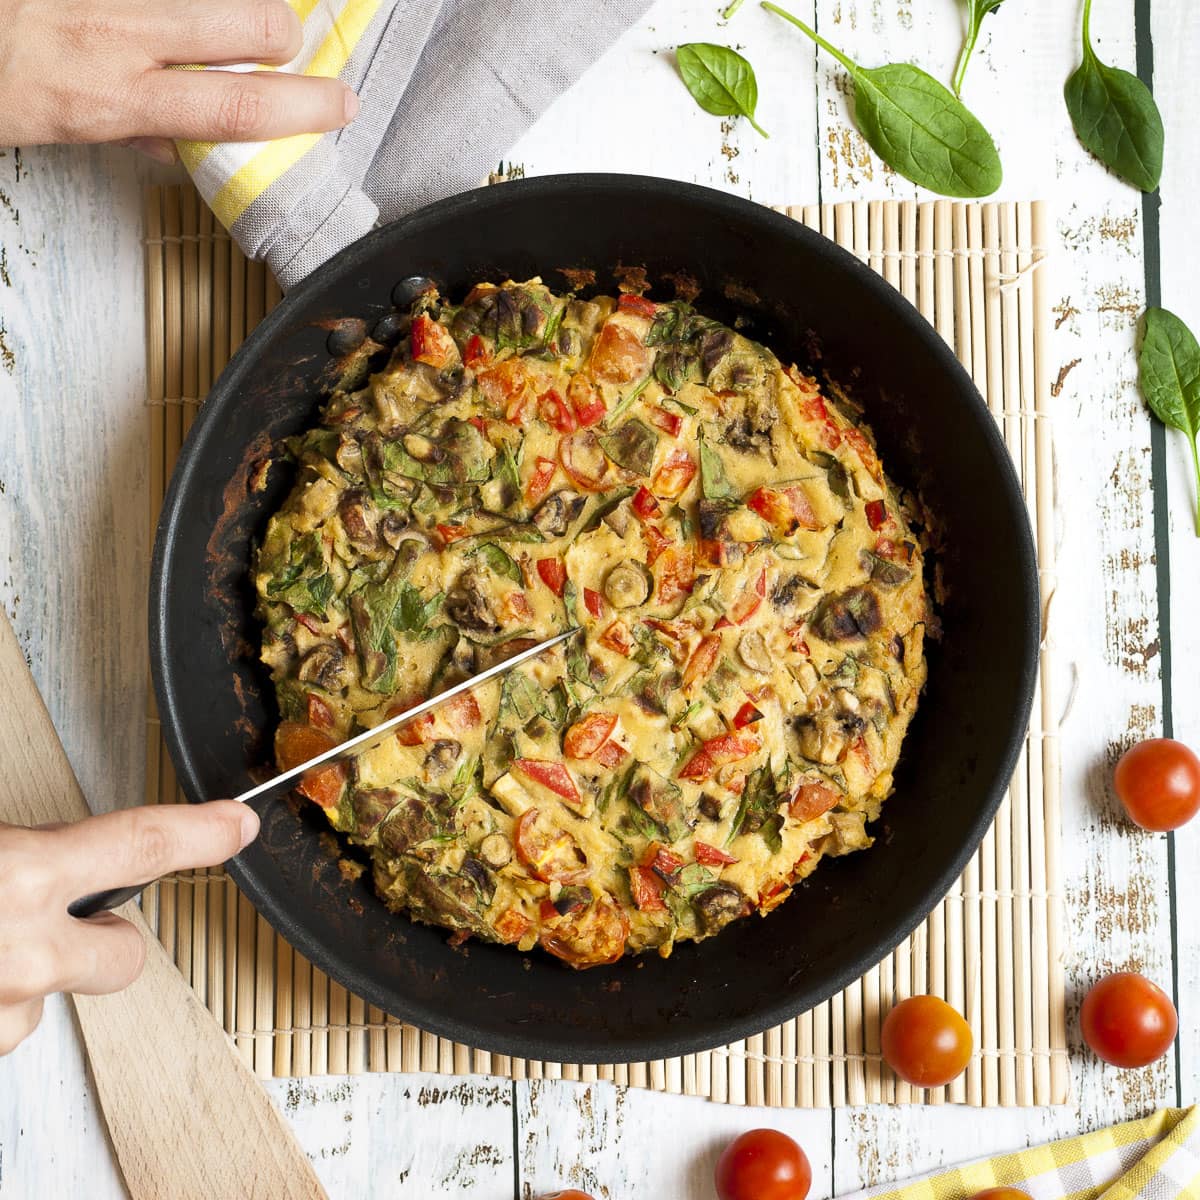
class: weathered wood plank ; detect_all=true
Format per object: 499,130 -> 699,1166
1149,0 -> 1200,1109
515,1079 -> 832,1199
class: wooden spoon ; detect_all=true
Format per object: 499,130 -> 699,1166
0,612 -> 326,1199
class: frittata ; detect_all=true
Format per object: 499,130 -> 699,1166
254,279 -> 929,967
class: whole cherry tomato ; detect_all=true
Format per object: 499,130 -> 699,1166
1113,738 -> 1200,831
1080,972 -> 1178,1068
971,1190 -> 1033,1200
538,1192 -> 595,1200
880,995 -> 973,1088
715,1128 -> 812,1200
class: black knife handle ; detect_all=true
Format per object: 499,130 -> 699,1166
68,883 -> 151,919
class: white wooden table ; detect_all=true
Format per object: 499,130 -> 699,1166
1,1 -> 1197,1195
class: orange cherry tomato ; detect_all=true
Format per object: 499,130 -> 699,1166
589,321 -> 648,384
1113,738 -> 1200,831
539,894 -> 629,967
513,809 -> 589,885
274,722 -> 346,812
715,1129 -> 812,1200
880,995 -> 973,1087
788,781 -> 841,823
1080,972 -> 1178,1068
563,712 -> 619,760
970,1191 -> 1033,1200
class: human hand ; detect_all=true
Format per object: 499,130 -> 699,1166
0,0 -> 358,160
0,801 -> 259,1054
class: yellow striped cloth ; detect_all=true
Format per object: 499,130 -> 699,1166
176,0 -> 653,289
842,1108 -> 1200,1200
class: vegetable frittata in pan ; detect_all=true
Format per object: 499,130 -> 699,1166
254,280 -> 929,967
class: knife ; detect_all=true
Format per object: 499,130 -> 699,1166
69,628 -> 578,919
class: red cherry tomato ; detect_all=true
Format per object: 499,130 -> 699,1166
1080,972 -> 1178,1068
880,995 -> 973,1087
715,1129 -> 812,1200
537,1192 -> 595,1200
1113,738 -> 1200,831
970,1190 -> 1033,1200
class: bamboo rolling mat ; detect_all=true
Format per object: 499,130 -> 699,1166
143,186 -> 1067,1107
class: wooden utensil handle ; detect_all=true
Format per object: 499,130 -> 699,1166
0,612 -> 327,1199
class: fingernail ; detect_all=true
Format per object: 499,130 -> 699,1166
125,137 -> 179,165
238,807 -> 261,850
343,89 -> 361,123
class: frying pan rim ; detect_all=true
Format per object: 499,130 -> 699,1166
150,172 -> 1040,1063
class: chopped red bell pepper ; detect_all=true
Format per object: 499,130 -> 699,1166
651,448 -> 697,499
583,587 -> 606,619
536,557 -> 567,597
617,293 -> 658,319
694,841 -> 739,867
436,523 -> 471,546
514,758 -> 581,805
409,313 -> 457,369
567,375 -> 606,427
678,729 -> 761,781
537,389 -> 577,434
462,333 -> 491,370
682,633 -> 722,692
788,780 -> 841,822
747,485 -> 820,534
732,701 -> 764,729
654,544 -> 695,604
599,621 -> 633,655
650,407 -> 683,436
632,486 -> 661,520
525,456 -> 557,506
643,523 -> 673,566
865,499 -> 888,531
642,843 -> 685,878
306,693 -> 335,731
628,865 -> 667,911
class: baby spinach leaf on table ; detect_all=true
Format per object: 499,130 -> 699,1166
761,2 -> 1003,198
676,43 -> 769,139
1138,307 -> 1200,536
1064,0 -> 1163,193
952,0 -> 1004,97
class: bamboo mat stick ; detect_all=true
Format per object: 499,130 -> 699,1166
158,187 -> 183,982
1033,201 -> 1070,1104
959,202 -> 986,1108
143,190 -> 164,948
1012,202 -> 1038,1107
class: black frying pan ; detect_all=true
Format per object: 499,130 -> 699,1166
150,175 -> 1038,1063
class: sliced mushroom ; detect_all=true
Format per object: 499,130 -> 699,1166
693,883 -> 750,935
794,714 -> 848,765
737,631 -> 771,674
403,432 -> 443,463
532,489 -> 586,538
604,561 -> 650,609
424,739 -> 462,774
601,497 -> 633,538
478,832 -> 513,869
338,488 -> 378,549
297,644 -> 350,692
446,570 -> 501,634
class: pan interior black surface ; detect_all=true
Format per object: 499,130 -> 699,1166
151,175 -> 1038,1063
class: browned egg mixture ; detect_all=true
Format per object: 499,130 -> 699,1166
254,280 -> 930,968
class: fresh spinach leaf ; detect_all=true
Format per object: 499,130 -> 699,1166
1139,307 -> 1200,536
952,0 -> 1003,97
762,2 -> 1002,198
676,43 -> 768,139
598,419 -> 659,476
467,542 -> 523,585
698,432 -> 738,501
1064,0 -> 1163,193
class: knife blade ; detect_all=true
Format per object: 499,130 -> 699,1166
235,626 -> 577,806
68,627 -> 578,918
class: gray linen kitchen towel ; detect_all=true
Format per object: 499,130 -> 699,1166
180,0 -> 655,290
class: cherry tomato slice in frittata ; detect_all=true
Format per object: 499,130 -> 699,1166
540,894 -> 630,966
563,712 -> 619,760
513,808 -> 589,885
